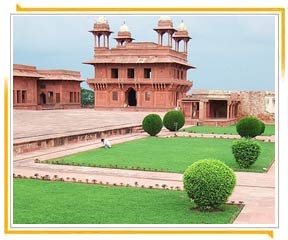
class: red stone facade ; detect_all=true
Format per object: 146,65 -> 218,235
84,16 -> 194,111
13,64 -> 83,110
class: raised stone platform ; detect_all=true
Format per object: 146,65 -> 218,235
13,109 -> 164,155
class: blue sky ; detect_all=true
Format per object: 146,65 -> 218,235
13,15 -> 275,91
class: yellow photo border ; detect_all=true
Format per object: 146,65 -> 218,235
4,5 -> 285,237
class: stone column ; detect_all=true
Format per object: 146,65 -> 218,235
206,101 -> 210,119
138,91 -> 142,107
184,40 -> 188,53
94,34 -> 96,48
199,100 -> 206,120
226,101 -> 230,119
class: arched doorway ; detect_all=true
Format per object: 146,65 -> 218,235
40,92 -> 46,105
126,88 -> 137,106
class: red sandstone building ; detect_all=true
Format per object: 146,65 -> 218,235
13,64 -> 83,110
84,16 -> 194,111
180,90 -> 240,126
83,16 -> 243,125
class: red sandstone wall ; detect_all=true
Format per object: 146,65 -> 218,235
94,86 -> 178,109
238,91 -> 268,119
61,81 -> 81,106
181,102 -> 192,117
94,63 -> 186,82
13,76 -> 38,109
37,80 -> 81,108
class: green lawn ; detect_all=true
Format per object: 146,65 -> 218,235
13,179 -> 242,224
47,137 -> 275,173
182,124 -> 275,136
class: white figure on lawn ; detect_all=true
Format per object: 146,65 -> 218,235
101,138 -> 112,149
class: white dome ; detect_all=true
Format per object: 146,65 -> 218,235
96,16 -> 108,24
119,23 -> 130,32
177,21 -> 187,31
159,16 -> 171,21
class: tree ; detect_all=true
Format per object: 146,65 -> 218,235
81,88 -> 94,106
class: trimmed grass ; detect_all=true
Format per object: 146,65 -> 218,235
13,179 -> 242,224
48,137 -> 275,173
182,124 -> 275,136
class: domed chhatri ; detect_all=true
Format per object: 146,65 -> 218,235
96,16 -> 108,24
93,16 -> 111,31
119,22 -> 130,32
156,15 -> 174,28
154,16 -> 176,47
177,20 -> 188,31
114,21 -> 134,46
89,16 -> 113,48
173,20 -> 191,52
158,15 -> 173,28
159,15 -> 172,21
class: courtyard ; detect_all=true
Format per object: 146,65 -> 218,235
13,109 -> 275,225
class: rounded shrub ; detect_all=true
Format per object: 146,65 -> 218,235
163,110 -> 185,131
142,114 -> 163,136
258,120 -> 265,135
236,116 -> 262,138
232,138 -> 261,168
183,159 -> 236,211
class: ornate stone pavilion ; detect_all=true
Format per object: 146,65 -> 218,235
13,64 -> 83,110
84,16 -> 195,111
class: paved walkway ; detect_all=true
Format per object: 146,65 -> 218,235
13,131 -> 275,225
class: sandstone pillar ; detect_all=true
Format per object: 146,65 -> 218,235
94,35 -> 96,48
227,101 -> 230,119
199,100 -> 207,120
